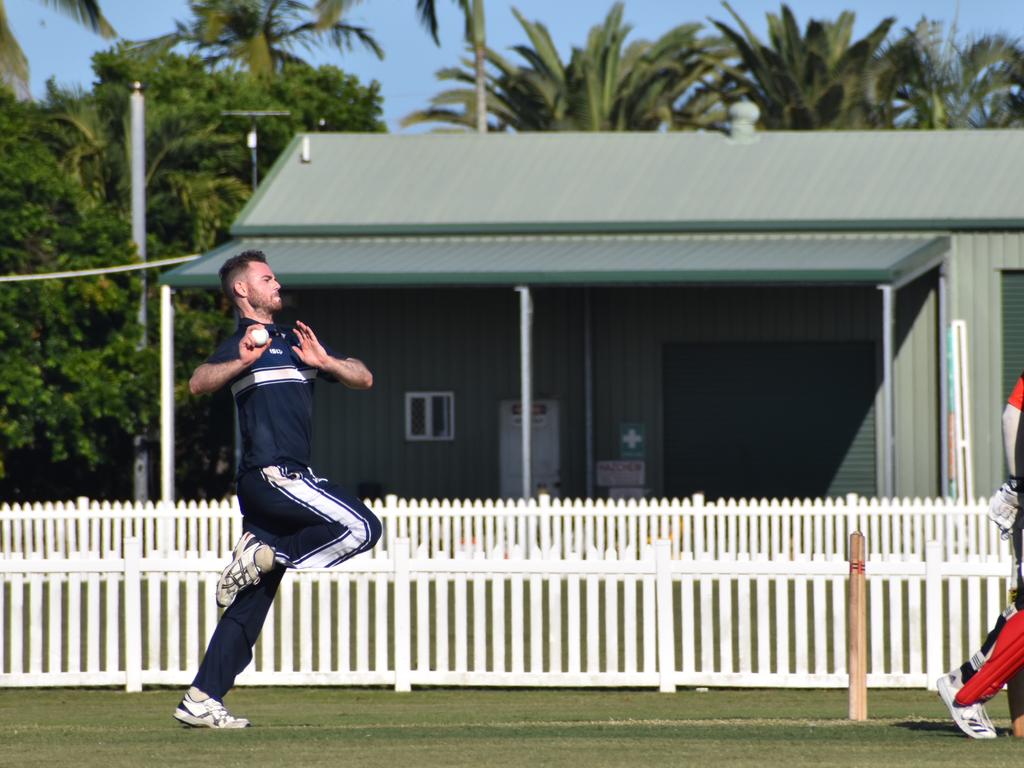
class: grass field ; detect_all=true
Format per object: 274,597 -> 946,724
4,687 -> 1024,767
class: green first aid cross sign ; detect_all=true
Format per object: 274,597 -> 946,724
619,422 -> 645,459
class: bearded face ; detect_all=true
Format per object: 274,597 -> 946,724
241,262 -> 282,313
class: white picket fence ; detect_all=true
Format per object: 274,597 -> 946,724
0,537 -> 1012,691
0,494 -> 1005,562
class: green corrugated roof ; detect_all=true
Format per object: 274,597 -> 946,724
161,233 -> 948,288
230,131 -> 1024,236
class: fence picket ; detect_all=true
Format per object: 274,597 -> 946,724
10,573 -> 22,674
700,575 -> 713,673
948,576 -> 963,669
416,563 -> 430,674
511,568 -> 524,674
548,571 -> 562,674
567,569 -> 581,674
299,573 -> 313,673
184,573 -> 199,672
337,575 -> 350,673
493,568 -> 506,674
812,574 -> 826,675
529,572 -> 542,673
29,575 -> 42,674
165,573 -> 180,673
888,576 -> 904,675
794,576 -> 807,675
318,576 -> 331,672
473,563 -> 486,672
908,575 -> 922,675
869,577 -> 883,676
756,576 -> 770,675
624,563 -> 638,675
775,576 -> 789,675
453,567 -> 467,673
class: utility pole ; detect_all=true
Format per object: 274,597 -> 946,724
221,110 -> 291,191
131,81 -> 149,503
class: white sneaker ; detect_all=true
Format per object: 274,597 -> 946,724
937,673 -> 998,738
173,692 -> 250,728
216,531 -> 265,608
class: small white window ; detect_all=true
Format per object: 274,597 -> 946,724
405,392 -> 455,441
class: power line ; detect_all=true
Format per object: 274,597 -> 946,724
0,254 -> 199,283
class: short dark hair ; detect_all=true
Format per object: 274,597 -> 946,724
219,249 -> 267,301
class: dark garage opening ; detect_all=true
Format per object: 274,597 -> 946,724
663,342 -> 877,500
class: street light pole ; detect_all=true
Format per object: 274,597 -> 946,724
131,81 -> 149,503
221,110 -> 291,191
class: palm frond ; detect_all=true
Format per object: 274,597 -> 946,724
40,0 -> 116,37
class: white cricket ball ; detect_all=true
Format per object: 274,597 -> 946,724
251,328 -> 270,347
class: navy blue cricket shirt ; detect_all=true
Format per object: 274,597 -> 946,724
206,318 -> 339,476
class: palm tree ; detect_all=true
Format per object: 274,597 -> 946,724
868,19 -> 1021,129
711,2 -> 894,129
319,0 -> 489,130
408,0 -> 461,45
0,1 -> 115,96
131,0 -> 382,77
464,0 -> 486,132
403,3 -> 728,132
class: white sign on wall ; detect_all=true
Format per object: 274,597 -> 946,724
596,460 -> 645,487
499,399 -> 561,498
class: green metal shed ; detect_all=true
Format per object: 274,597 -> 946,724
162,127 -> 1024,501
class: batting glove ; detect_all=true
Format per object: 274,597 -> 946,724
989,478 -> 1024,540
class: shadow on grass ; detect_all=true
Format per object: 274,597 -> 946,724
893,720 -> 968,737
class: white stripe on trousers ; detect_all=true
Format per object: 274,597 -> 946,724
260,466 -> 372,568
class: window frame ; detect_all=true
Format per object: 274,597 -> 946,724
404,391 -> 455,441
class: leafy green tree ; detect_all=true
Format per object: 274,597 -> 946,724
130,0 -> 382,78
0,0 -> 115,96
404,3 -> 727,132
0,90 -> 150,500
64,47 -> 383,246
38,47 -> 383,499
868,19 -> 1021,129
710,2 -> 895,129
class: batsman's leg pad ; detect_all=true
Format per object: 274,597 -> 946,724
957,609 -> 1024,705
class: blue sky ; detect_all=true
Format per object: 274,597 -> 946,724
6,0 -> 1020,132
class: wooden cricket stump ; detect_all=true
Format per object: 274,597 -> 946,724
848,531 -> 867,721
1009,669 -> 1024,737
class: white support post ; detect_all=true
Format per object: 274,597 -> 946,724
654,539 -> 676,692
393,538 -> 411,692
583,287 -> 594,498
925,540 -> 943,689
131,82 -> 149,503
160,285 -> 175,502
879,284 -> 896,498
123,537 -> 143,692
951,320 -> 973,502
515,286 -> 533,499
938,261 -> 950,497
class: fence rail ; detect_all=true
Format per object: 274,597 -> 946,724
0,537 -> 1011,691
0,494 -> 1006,562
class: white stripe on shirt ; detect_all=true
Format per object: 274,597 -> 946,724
231,366 -> 316,397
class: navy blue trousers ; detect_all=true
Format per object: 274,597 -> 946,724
192,465 -> 383,699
